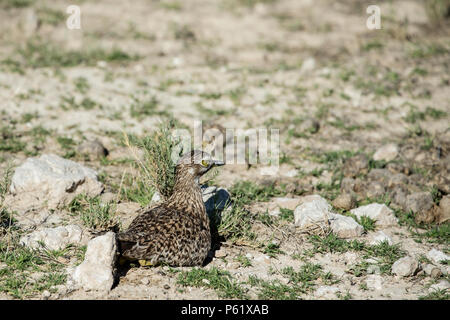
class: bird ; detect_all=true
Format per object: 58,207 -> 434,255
117,150 -> 225,267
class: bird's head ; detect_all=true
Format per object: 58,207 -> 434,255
176,150 -> 224,181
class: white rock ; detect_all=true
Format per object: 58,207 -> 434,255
20,225 -> 83,251
365,258 -> 379,264
72,232 -> 117,292
423,264 -> 442,278
294,195 -> 363,238
427,249 -> 449,264
373,144 -> 399,162
294,195 -> 333,228
391,256 -> 419,277
329,214 -> 364,238
301,57 -> 316,72
368,231 -> 393,245
42,290 -> 51,299
429,280 -> 450,292
9,154 -> 103,210
351,203 -> 398,227
315,286 -> 340,299
365,275 -> 383,290
273,197 -> 302,211
254,255 -> 271,264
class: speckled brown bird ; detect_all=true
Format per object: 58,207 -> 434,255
118,150 -> 224,267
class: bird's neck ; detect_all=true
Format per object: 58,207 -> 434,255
167,172 -> 206,217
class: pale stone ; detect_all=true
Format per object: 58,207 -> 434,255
429,280 -> 450,292
72,232 -> 117,292
391,256 -> 419,277
365,275 -> 383,290
423,264 -> 442,278
351,203 -> 398,227
368,231 -> 393,245
373,143 -> 399,162
20,225 -> 83,251
405,192 -> 433,213
294,195 -> 333,228
427,249 -> 449,264
329,214 -> 364,238
9,154 -> 103,210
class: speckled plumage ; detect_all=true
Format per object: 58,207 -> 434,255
118,150 -> 224,266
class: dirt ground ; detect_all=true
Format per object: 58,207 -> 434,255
0,0 -> 449,300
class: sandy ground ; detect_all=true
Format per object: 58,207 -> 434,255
0,0 -> 449,300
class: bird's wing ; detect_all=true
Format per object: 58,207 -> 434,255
117,205 -> 183,259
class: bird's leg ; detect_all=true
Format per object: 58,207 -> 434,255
138,260 -> 153,267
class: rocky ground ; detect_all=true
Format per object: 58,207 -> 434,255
0,0 -> 449,300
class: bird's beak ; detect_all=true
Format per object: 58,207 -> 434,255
212,160 -> 225,167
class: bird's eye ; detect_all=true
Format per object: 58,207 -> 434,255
201,159 -> 209,167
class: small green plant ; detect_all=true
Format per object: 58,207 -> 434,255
215,204 -> 256,245
68,194 -> 118,232
2,39 -> 139,71
73,77 -> 90,94
279,208 -> 294,222
263,242 -> 284,258
177,267 -> 248,299
0,125 -> 26,153
56,136 -> 76,159
247,275 -> 300,300
119,173 -> 155,207
354,215 -> 377,232
1,0 -> 35,8
234,255 -> 252,267
129,97 -> 169,119
0,239 -> 67,299
419,289 -> 449,300
229,180 -> 285,205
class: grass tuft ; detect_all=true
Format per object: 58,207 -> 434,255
124,121 -> 180,200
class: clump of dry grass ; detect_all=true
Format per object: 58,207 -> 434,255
424,0 -> 450,25
123,121 -> 180,200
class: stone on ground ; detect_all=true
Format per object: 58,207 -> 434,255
368,231 -> 393,245
72,232 -> 117,292
391,256 -> 419,277
429,280 -> 450,292
404,192 -> 434,214
437,195 -> 450,224
20,225 -> 84,251
294,195 -> 363,238
77,139 -> 108,160
350,203 -> 398,227
332,193 -> 356,210
373,143 -> 399,162
422,264 -> 442,278
8,154 -> 103,211
365,275 -> 383,290
427,249 -> 449,264
294,195 -> 333,228
329,214 -> 364,238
